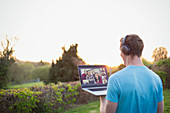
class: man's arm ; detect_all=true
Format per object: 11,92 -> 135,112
100,96 -> 106,113
157,100 -> 164,113
104,100 -> 118,113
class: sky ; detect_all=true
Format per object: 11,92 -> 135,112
0,0 -> 170,66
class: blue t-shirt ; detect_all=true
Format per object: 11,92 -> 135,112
106,65 -> 163,113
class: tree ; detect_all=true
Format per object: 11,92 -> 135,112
8,62 -> 34,84
118,64 -> 126,70
111,64 -> 126,74
48,44 -> 85,83
0,39 -> 15,88
31,65 -> 50,82
152,47 -> 168,62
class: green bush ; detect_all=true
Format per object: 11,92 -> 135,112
142,58 -> 153,66
155,71 -> 167,89
0,88 -> 41,113
151,58 -> 170,89
0,82 -> 80,113
156,58 -> 170,67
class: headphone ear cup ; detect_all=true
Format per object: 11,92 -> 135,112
121,45 -> 131,55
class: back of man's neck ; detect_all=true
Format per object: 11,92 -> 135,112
126,56 -> 144,66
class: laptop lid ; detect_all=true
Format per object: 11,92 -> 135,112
78,65 -> 108,88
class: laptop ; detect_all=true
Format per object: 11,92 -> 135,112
78,65 -> 108,96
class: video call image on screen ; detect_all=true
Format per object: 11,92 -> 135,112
80,67 -> 107,85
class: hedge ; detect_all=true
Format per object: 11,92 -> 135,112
0,81 -> 98,113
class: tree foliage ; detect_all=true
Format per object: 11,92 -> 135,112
111,64 -> 126,75
48,44 -> 85,83
142,57 -> 153,66
8,62 -> 34,84
31,65 -> 50,82
151,57 -> 170,89
7,60 -> 51,85
152,47 -> 168,62
0,39 -> 15,88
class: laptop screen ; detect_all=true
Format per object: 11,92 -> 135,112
78,65 -> 108,88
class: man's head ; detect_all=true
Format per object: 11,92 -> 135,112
120,34 -> 144,65
120,34 -> 144,57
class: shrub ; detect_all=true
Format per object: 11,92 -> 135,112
0,88 -> 41,113
156,58 -> 170,67
151,58 -> 170,89
155,71 -> 167,89
0,81 -> 98,113
142,58 -> 153,66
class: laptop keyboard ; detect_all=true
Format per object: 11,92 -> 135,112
89,88 -> 107,91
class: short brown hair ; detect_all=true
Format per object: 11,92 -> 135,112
120,34 -> 144,57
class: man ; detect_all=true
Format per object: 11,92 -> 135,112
101,34 -> 164,113
86,70 -> 96,84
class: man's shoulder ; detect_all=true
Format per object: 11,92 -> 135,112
147,69 -> 162,84
109,67 -> 128,80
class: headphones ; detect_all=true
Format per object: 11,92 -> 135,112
121,35 -> 131,55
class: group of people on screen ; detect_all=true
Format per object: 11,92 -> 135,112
81,68 -> 107,85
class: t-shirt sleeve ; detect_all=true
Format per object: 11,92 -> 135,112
158,78 -> 164,102
106,76 -> 120,103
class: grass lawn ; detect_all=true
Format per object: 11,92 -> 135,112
64,89 -> 170,113
164,89 -> 170,113
63,101 -> 100,113
5,81 -> 44,89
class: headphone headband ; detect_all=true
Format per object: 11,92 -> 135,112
122,35 -> 127,45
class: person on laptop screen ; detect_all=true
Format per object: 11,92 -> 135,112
101,34 -> 164,113
82,69 -> 87,80
94,72 -> 102,84
86,70 -> 96,84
